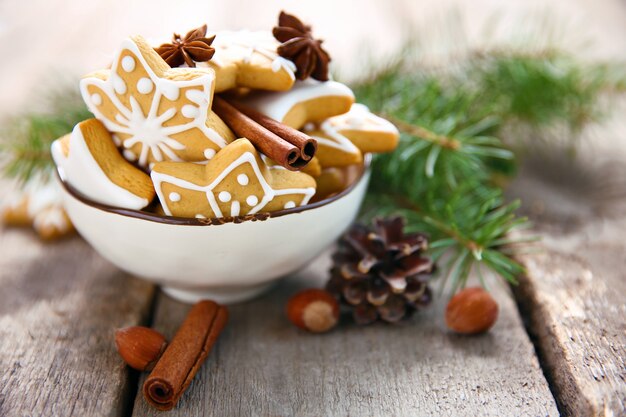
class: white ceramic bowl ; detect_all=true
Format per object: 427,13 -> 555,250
56,160 -> 371,304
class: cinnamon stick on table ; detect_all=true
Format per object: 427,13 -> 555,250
212,95 -> 315,170
225,99 -> 317,162
143,300 -> 228,411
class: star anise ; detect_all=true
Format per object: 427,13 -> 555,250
156,24 -> 215,68
272,11 -> 331,81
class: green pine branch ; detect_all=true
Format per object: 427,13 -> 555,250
1,88 -> 91,184
354,46 -> 625,293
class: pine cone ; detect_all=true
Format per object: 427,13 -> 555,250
326,217 -> 435,324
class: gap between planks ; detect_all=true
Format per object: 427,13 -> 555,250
507,150 -> 626,416
130,252 -> 558,417
513,243 -> 626,416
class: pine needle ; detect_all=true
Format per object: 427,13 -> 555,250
354,46 -> 625,293
1,88 -> 91,184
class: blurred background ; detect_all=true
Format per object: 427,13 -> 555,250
0,0 -> 625,117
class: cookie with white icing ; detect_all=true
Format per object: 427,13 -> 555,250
200,30 -> 296,93
1,174 -> 74,241
261,154 -> 322,178
301,103 -> 399,168
151,138 -> 316,219
51,119 -> 155,210
242,79 -> 355,130
322,103 -> 399,154
1,195 -> 31,226
81,35 -> 235,169
33,207 -> 74,241
303,122 -> 362,168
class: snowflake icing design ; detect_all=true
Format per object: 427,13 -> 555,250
80,37 -> 228,169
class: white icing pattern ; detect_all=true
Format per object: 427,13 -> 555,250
151,152 -> 315,218
209,30 -> 296,79
3,172 -> 63,214
243,79 -> 355,123
237,174 -> 249,185
303,120 -> 361,156
324,103 -> 399,134
80,38 -> 228,169
51,124 -> 150,210
1,172 -> 75,237
203,148 -> 216,159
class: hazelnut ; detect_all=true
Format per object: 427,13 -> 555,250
114,326 -> 168,371
445,287 -> 499,335
286,289 -> 340,333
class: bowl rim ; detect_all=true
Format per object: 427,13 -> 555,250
57,155 -> 371,227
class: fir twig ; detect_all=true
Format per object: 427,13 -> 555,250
354,45 -> 625,293
1,87 -> 91,184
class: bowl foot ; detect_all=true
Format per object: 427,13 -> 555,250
161,281 -> 276,304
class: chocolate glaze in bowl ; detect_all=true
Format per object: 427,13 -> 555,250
56,157 -> 371,304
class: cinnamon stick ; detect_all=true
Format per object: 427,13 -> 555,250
212,96 -> 313,170
225,99 -> 317,161
143,300 -> 228,411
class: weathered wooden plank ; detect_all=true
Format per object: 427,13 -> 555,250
515,249 -> 626,416
132,253 -> 558,417
508,152 -> 626,416
0,229 -> 155,417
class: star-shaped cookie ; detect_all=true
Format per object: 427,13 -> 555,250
201,30 -> 297,93
241,79 -> 355,130
151,138 -> 316,219
80,35 -> 235,169
302,122 -> 362,168
319,103 -> 399,154
301,104 -> 399,168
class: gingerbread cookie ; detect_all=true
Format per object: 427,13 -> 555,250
80,35 -> 234,169
242,79 -> 355,130
303,122 -> 362,168
1,175 -> 74,241
261,154 -> 322,178
51,119 -> 155,210
151,138 -> 316,218
2,194 -> 30,226
32,206 -> 74,241
313,168 -> 347,201
204,30 -> 297,93
301,156 -> 322,178
321,103 -> 399,153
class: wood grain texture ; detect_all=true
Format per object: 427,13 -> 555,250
515,249 -> 626,416
508,152 -> 626,416
0,229 -> 155,417
132,254 -> 558,417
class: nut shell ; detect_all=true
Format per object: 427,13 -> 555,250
445,287 -> 499,334
286,289 -> 339,333
115,326 -> 168,371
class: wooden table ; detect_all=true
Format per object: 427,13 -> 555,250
1,144 -> 624,417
